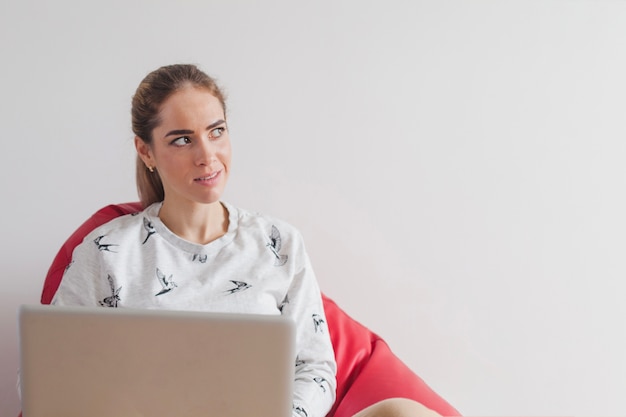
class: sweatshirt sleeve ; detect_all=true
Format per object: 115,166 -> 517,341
281,237 -> 337,417
52,232 -> 112,307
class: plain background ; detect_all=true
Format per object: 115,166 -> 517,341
2,1 -> 626,416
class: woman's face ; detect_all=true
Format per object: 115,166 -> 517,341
136,86 -> 231,207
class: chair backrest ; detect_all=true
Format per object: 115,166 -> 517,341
41,202 -> 460,417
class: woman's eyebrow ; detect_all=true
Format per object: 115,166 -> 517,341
163,120 -> 226,139
207,119 -> 226,130
164,129 -> 194,138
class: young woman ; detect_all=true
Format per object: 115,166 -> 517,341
52,64 -> 440,417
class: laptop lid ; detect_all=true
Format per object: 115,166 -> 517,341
18,304 -> 295,417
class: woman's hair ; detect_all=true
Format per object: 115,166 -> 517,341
132,64 -> 227,207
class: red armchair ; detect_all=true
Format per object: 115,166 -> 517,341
38,202 -> 460,417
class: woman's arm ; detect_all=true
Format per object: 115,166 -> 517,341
281,240 -> 337,417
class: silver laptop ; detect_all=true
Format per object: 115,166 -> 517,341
18,304 -> 295,417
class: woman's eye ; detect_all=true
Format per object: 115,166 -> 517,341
171,136 -> 191,146
210,126 -> 226,139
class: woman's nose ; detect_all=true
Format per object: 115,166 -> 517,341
195,140 -> 216,166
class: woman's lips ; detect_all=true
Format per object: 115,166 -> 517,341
194,170 -> 220,183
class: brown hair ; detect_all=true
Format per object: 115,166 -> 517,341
132,64 -> 227,207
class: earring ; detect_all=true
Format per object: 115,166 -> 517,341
148,166 -> 154,173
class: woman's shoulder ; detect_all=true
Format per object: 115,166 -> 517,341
224,202 -> 304,241
80,203 -> 157,243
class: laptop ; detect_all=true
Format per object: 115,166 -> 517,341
18,304 -> 295,417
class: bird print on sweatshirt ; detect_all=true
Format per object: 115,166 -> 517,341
278,294 -> 290,313
314,376 -> 330,393
312,314 -> 325,333
142,217 -> 156,244
64,260 -> 74,273
293,405 -> 308,417
192,253 -> 208,263
155,268 -> 177,296
225,280 -> 251,294
266,225 -> 288,266
99,274 -> 121,307
94,235 -> 118,252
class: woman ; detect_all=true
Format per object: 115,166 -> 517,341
52,64 -> 439,417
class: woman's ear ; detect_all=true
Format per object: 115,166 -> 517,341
135,136 -> 155,168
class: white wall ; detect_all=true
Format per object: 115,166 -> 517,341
2,1 -> 626,415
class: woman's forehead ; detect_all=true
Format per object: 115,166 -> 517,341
158,87 -> 225,124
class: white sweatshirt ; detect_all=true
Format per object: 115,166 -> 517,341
52,201 -> 337,417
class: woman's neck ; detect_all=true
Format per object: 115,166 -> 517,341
158,200 -> 229,245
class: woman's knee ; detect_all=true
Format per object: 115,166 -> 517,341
353,398 -> 442,417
